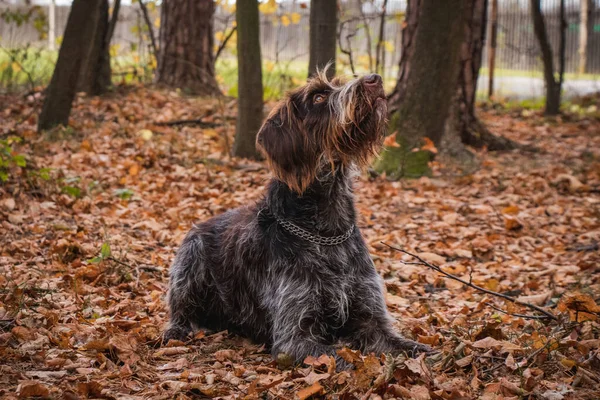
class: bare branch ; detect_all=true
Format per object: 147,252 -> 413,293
215,26 -> 237,62
381,242 -> 558,321
338,20 -> 357,75
485,302 -> 550,320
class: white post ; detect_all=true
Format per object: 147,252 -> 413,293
48,0 -> 56,51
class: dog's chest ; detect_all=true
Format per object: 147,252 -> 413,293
299,245 -> 362,321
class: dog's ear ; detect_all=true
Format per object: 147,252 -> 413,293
256,98 -> 319,194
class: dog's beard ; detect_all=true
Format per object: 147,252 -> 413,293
323,79 -> 386,167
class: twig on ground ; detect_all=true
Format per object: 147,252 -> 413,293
485,302 -> 550,320
108,256 -> 161,272
381,242 -> 558,321
154,115 -> 235,128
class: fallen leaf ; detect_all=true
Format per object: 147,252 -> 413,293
16,381 -> 49,398
296,382 -> 323,400
383,131 -> 401,148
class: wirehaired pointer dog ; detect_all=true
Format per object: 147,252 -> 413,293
163,71 -> 432,367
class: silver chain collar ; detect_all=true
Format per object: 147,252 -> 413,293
275,216 -> 355,246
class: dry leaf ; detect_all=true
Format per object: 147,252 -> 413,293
296,382 -> 323,400
383,131 -> 401,148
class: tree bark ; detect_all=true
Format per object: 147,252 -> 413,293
232,0 -> 263,159
456,0 -> 517,151
378,0 -> 519,177
530,0 -> 565,116
77,0 -> 113,96
308,0 -> 338,79
38,0 -> 106,131
377,0 -> 467,177
156,0 -> 220,96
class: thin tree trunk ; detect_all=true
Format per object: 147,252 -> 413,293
375,0 -> 388,76
487,0 -> 497,99
156,0 -> 220,96
357,0 -> 374,72
48,0 -> 56,51
138,0 -> 158,59
530,0 -> 562,116
38,0 -> 106,131
579,0 -> 590,74
308,0 -> 338,78
232,0 -> 263,159
77,0 -> 111,95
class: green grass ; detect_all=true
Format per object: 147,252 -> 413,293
0,48 -> 56,91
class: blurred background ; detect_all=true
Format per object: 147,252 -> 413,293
1,0 -> 599,102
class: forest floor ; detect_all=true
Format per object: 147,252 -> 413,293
1,86 -> 599,399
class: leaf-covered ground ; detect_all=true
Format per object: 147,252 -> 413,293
1,87 -> 599,399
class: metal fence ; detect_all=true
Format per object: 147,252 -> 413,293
1,0 -> 599,96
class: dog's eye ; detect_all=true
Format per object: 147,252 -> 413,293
313,94 -> 327,104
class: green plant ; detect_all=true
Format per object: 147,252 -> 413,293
60,176 -> 82,198
114,188 -> 134,200
0,137 -> 26,182
88,242 -> 111,264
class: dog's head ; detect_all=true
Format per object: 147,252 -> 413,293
256,70 -> 387,193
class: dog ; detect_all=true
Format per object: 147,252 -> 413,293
163,70 -> 432,368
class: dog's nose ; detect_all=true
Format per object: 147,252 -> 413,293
363,74 -> 382,86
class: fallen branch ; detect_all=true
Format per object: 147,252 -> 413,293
154,118 -> 221,128
485,302 -> 550,320
381,242 -> 558,321
108,256 -> 161,272
154,115 -> 235,128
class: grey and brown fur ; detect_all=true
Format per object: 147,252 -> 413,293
163,71 -> 432,368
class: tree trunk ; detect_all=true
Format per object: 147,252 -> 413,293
156,0 -> 220,96
377,0 -> 467,177
457,0 -> 517,151
232,0 -> 263,159
377,0 -> 519,177
77,0 -> 112,96
308,0 -> 338,79
38,0 -> 107,131
487,0 -> 497,99
531,0 -> 564,116
578,0 -> 590,74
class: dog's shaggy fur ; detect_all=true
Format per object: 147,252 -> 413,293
163,71 -> 432,367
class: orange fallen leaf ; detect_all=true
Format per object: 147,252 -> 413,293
501,205 -> 520,215
383,131 -> 401,148
504,215 -> 523,230
17,381 -> 49,398
296,382 -> 323,400
421,137 -> 438,154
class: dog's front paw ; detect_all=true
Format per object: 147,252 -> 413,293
396,338 -> 435,357
162,325 -> 191,345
